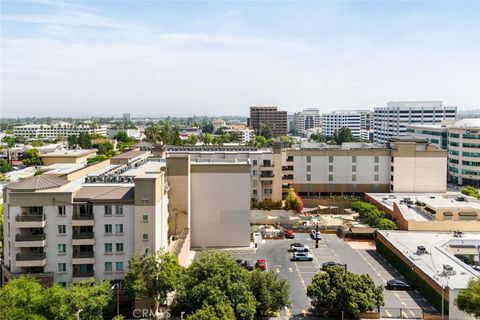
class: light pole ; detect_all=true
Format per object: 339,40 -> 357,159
111,283 -> 120,317
315,219 -> 319,249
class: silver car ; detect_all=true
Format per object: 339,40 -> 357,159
292,252 -> 314,261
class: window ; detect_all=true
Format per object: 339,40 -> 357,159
58,244 -> 66,253
116,243 -> 124,252
374,174 -> 379,182
306,156 -> 311,163
105,224 -> 112,234
306,165 -> 311,172
306,174 -> 311,181
328,174 -> 333,182
58,263 -> 66,272
252,170 -> 257,176
105,262 -> 113,272
58,206 -> 66,216
374,165 -> 379,172
115,205 -> 123,215
329,156 -> 333,163
115,224 -> 124,234
352,156 -> 357,163
142,214 -> 149,222
352,165 -> 356,172
352,175 -> 356,182
252,160 -> 257,165
58,225 -> 66,234
142,234 -> 149,240
374,156 -> 379,163
329,165 -> 333,172
104,205 -> 112,215
105,243 -> 113,253
264,189 -> 273,194
252,189 -> 257,195
116,262 -> 124,271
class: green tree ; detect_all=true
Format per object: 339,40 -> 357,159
22,149 -> 42,166
67,135 -> 78,149
377,218 -> 398,230
30,140 -> 44,147
259,123 -> 272,139
250,135 -> 272,148
455,278 -> 480,319
125,250 -> 183,317
2,136 -> 15,148
461,186 -> 480,200
174,251 -> 256,320
185,135 -> 198,146
331,127 -> 353,145
201,122 -> 214,134
65,279 -> 113,320
279,136 -> 293,147
96,142 -> 114,155
307,266 -> 384,317
78,132 -> 92,149
114,131 -> 128,142
186,303 -> 235,320
0,159 -> 13,173
284,185 -> 300,211
309,133 -> 325,143
248,270 -> 290,317
203,133 -> 213,145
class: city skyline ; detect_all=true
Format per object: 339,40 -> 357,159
1,1 -> 479,117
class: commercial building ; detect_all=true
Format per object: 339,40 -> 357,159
406,119 -> 480,186
2,151 -> 251,286
14,122 -> 108,140
377,230 -> 479,320
249,106 -> 288,137
360,110 -> 374,130
122,113 -> 131,121
321,111 -> 362,137
373,101 -> 457,144
360,129 -> 374,142
293,108 -> 321,134
40,149 -> 97,166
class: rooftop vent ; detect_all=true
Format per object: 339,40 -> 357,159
417,246 -> 427,255
443,264 -> 456,276
453,230 -> 463,238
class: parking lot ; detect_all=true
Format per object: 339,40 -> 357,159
232,233 -> 433,319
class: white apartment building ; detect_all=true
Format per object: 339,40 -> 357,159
360,110 -> 374,130
406,119 -> 480,186
321,111 -> 362,137
374,101 -> 457,144
14,122 -> 108,140
293,108 -> 321,134
360,129 -> 374,142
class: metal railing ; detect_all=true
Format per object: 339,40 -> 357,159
16,214 -> 45,222
73,251 -> 94,258
72,213 -> 94,220
73,270 -> 94,277
72,232 -> 94,239
16,252 -> 46,261
15,234 -> 46,242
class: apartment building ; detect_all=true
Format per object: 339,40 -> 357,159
293,108 -> 321,134
321,111 -> 362,137
406,119 -> 480,186
2,151 -> 251,285
14,122 -> 108,140
360,129 -> 374,142
360,110 -> 374,130
249,106 -> 288,137
374,101 -> 457,144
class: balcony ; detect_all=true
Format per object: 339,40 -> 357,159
282,175 -> 294,182
15,234 -> 46,248
260,163 -> 274,168
72,251 -> 95,264
72,213 -> 94,226
260,172 -> 274,181
15,252 -> 47,268
15,214 -> 46,228
286,156 -> 294,162
72,269 -> 94,279
282,166 -> 294,173
72,232 -> 95,245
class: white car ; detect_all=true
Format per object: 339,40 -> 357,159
292,252 -> 314,261
310,230 -> 322,240
290,243 -> 310,252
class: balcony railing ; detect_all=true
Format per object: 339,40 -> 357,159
260,163 -> 274,167
15,234 -> 46,242
72,213 -> 94,220
73,251 -> 94,258
72,232 -> 94,239
73,270 -> 94,277
16,214 -> 45,222
260,172 -> 274,178
16,252 -> 46,261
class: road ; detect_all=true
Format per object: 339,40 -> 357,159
232,233 -> 433,319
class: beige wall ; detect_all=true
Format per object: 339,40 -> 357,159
42,154 -> 91,166
392,157 -> 447,193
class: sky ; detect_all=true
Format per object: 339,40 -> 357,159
1,0 -> 479,118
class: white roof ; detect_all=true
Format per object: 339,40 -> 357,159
451,118 -> 480,129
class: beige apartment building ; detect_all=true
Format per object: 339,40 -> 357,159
2,151 -> 251,286
249,106 -> 288,137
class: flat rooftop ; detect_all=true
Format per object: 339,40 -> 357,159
41,149 -> 96,158
378,230 -> 480,289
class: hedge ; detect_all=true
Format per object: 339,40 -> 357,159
375,239 -> 448,315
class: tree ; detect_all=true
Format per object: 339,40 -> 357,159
250,135 -> 271,148
331,127 -> 353,145
259,123 -> 272,140
284,185 -> 300,211
65,279 -> 113,320
78,132 -> 92,149
248,270 -> 290,317
279,136 -> 293,147
202,133 -> 213,145
125,250 -> 183,318
22,149 -> 42,166
2,136 -> 15,148
186,303 -> 235,320
351,201 -> 391,228
377,218 -> 398,230
0,159 -> 12,173
309,133 -> 325,143
145,123 -> 182,145
67,135 -> 78,149
114,131 -> 129,142
96,142 -> 114,155
456,278 -> 480,319
201,122 -> 214,134
307,266 -> 384,317
174,251 -> 256,320
185,135 -> 197,146
461,186 -> 480,200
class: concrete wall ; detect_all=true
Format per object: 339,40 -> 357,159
392,157 -> 447,193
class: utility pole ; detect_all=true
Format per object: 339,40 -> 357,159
315,220 -> 319,249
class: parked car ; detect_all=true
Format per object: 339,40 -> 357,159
284,229 -> 295,239
244,260 -> 255,271
292,252 -> 314,261
236,259 -> 245,267
322,261 -> 341,270
256,259 -> 267,271
386,279 -> 412,291
290,243 -> 310,252
310,230 -> 322,240
472,265 -> 480,272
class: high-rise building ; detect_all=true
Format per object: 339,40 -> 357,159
293,108 -> 321,134
249,106 -> 288,137
321,111 -> 362,137
122,113 -> 131,121
360,110 -> 374,130
373,101 -> 457,144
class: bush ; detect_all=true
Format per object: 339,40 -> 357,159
251,199 -> 283,210
351,201 -> 397,229
461,186 -> 480,200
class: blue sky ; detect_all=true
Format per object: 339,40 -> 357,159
1,0 -> 479,117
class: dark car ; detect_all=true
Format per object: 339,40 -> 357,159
284,230 -> 295,239
322,261 -> 341,270
236,259 -> 245,267
244,260 -> 255,271
256,259 -> 267,271
386,279 -> 412,291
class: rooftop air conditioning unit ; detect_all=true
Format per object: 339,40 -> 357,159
443,265 -> 456,276
417,246 -> 427,255
453,230 -> 463,238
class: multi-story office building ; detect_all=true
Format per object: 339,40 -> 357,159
360,129 -> 374,142
406,119 -> 480,186
2,150 -> 251,285
249,106 -> 288,137
321,111 -> 362,137
360,110 -> 374,130
373,101 -> 457,144
14,122 -> 108,140
293,108 -> 321,134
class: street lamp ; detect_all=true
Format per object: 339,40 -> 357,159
315,220 -> 319,249
111,283 -> 120,317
